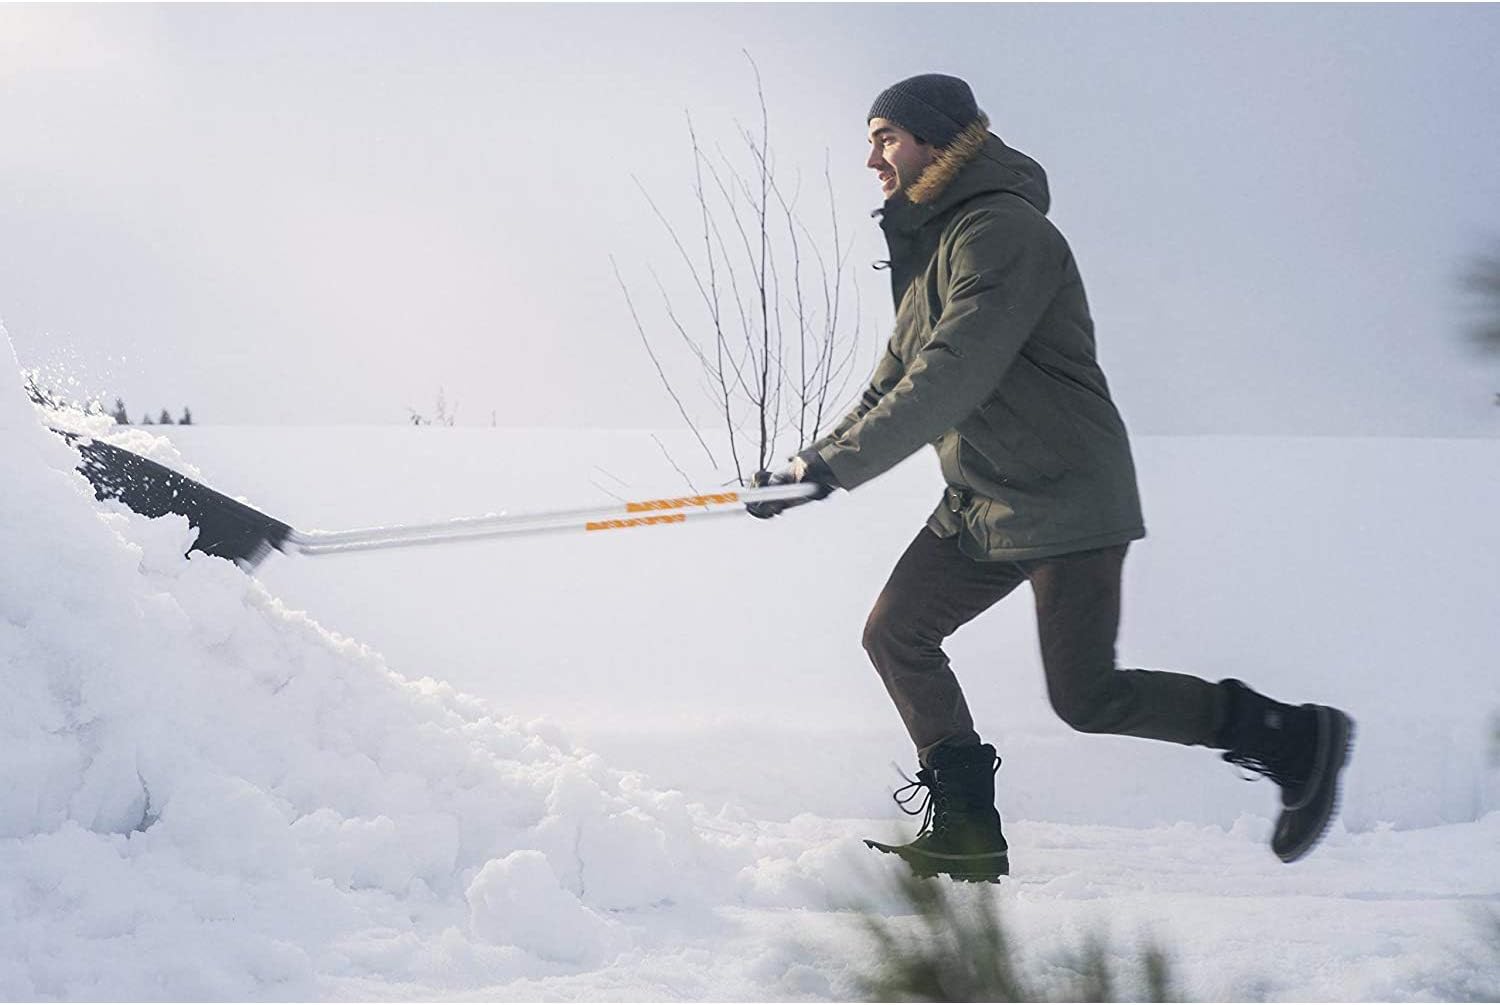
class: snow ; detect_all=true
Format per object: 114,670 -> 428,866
0,347 -> 733,998
466,851 -> 618,964
187,425 -> 1500,831
0,331 -> 32,431
3,339 -> 1499,999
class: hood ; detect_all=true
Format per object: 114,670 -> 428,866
894,114 -> 1051,221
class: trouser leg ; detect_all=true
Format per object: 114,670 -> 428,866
1024,544 -> 1225,746
863,528 -> 1027,765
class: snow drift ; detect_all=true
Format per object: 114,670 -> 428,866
0,336 -> 738,998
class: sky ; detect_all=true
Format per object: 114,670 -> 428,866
1,3 -> 1498,436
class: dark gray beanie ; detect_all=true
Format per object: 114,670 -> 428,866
868,74 -> 979,148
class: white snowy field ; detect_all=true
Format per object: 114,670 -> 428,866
5,357 -> 1500,999
173,423 -> 1500,833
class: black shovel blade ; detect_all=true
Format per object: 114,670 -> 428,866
59,432 -> 292,568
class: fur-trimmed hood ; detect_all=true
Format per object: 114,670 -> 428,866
899,114 -> 1051,218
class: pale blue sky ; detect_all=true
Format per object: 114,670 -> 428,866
2,4 -> 1497,435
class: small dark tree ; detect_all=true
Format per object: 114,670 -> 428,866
434,387 -> 457,427
406,388 -> 456,427
141,413 -> 154,425
1461,244 -> 1500,404
1464,249 -> 1500,350
180,406 -> 193,425
157,408 -> 174,425
111,398 -> 130,425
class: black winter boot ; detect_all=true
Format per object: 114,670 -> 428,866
865,743 -> 1009,882
1218,679 -> 1355,863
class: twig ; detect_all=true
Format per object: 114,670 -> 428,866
592,465 -> 630,489
589,479 -> 626,503
611,255 -> 719,468
651,433 -> 701,497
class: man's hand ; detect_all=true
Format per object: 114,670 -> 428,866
746,452 -> 840,519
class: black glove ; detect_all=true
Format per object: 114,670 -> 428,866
746,451 -> 839,519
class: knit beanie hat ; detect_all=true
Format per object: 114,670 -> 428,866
868,74 -> 980,148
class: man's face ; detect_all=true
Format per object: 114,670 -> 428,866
867,117 -> 936,200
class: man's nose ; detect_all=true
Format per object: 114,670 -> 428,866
866,146 -> 884,170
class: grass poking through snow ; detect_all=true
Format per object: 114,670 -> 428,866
854,869 -> 1175,1002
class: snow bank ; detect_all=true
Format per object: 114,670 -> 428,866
0,338 -> 740,998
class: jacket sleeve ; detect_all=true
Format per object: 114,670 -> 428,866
806,338 -> 907,456
815,207 -> 1065,490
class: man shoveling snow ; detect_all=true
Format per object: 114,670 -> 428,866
749,74 -> 1354,882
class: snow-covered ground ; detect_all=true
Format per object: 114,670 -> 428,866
4,342 -> 1500,999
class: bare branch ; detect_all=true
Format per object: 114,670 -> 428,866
649,266 -> 714,372
651,433 -> 701,497
589,478 -> 627,503
592,465 -> 630,489
617,55 -> 871,484
771,172 -> 812,449
611,255 -> 719,468
745,50 -> 774,471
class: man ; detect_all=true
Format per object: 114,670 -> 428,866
750,74 -> 1354,882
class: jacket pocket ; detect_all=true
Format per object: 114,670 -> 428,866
964,394 -> 1069,483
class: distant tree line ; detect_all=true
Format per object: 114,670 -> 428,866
109,400 -> 194,426
20,374 -> 197,425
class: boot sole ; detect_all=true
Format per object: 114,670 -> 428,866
863,838 -> 1009,882
1275,707 -> 1355,864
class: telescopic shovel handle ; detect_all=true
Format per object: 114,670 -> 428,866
285,481 -> 819,556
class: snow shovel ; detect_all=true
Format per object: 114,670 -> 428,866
58,431 -> 818,569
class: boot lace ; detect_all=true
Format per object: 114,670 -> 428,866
1221,750 -> 1296,788
889,754 -> 1002,836
891,765 -> 939,835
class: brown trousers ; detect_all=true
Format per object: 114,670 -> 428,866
864,528 -> 1225,764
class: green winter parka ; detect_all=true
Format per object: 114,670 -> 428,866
812,117 -> 1146,561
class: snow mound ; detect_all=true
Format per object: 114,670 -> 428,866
0,334 -> 738,998
466,850 -> 620,964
